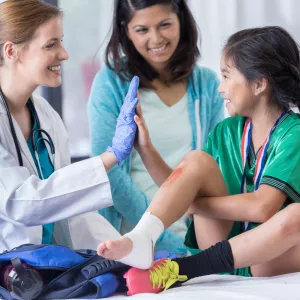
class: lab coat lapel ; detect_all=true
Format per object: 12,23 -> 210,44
0,96 -> 38,173
11,116 -> 38,174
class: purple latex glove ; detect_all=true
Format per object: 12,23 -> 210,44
107,76 -> 139,164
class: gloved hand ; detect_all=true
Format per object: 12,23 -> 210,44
107,76 -> 139,164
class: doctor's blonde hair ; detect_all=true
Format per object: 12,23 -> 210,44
0,0 -> 61,66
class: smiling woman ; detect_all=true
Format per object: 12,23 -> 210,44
0,0 -> 67,143
126,4 -> 181,78
88,0 -> 225,253
20,17 -> 68,88
105,0 -> 198,89
0,1 -> 67,89
0,0 -> 141,259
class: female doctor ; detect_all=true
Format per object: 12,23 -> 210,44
0,0 -> 139,253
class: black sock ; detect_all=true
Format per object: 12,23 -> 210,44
173,240 -> 234,280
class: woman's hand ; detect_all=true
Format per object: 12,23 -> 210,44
134,103 -> 153,154
107,76 -> 139,164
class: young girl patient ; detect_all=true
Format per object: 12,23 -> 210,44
98,26 -> 300,294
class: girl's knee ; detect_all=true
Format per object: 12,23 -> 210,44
182,151 -> 216,173
279,204 -> 300,237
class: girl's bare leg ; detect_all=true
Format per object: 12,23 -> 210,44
192,166 -> 233,249
194,215 -> 233,250
167,203 -> 300,281
98,149 -> 300,277
98,151 -> 233,260
229,203 -> 300,276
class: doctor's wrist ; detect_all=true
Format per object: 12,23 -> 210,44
100,151 -> 118,171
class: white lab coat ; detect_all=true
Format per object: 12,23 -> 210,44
0,94 -> 120,253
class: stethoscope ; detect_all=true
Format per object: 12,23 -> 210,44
0,88 -> 55,179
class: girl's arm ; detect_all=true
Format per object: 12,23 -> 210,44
134,104 -> 173,187
189,184 -> 287,223
190,125 -> 300,224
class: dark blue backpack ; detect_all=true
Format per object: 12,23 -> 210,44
0,244 -> 130,300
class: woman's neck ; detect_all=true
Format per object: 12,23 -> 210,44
148,60 -> 167,75
0,71 -> 36,114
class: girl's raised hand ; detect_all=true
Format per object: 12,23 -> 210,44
134,102 -> 152,153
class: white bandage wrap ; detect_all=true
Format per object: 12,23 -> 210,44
118,212 -> 164,269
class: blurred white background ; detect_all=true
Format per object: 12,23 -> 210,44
58,0 -> 300,158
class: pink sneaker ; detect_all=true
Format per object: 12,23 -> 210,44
124,258 -> 188,296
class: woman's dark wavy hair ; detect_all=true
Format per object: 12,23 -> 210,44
224,26 -> 300,110
105,0 -> 200,88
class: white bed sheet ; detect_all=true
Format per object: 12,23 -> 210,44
107,273 -> 300,300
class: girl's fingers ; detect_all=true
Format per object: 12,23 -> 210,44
134,115 -> 140,125
136,102 -> 142,117
134,115 -> 145,130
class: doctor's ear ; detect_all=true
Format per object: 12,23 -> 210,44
252,77 -> 269,96
2,41 -> 20,62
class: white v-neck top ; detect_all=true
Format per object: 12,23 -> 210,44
123,89 -> 192,236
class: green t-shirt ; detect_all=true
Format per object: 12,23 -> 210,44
185,111 -> 300,256
203,111 -> 300,205
27,103 -> 55,244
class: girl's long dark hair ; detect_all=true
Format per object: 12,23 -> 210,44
224,26 -> 300,110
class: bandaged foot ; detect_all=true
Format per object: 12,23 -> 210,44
97,212 -> 164,269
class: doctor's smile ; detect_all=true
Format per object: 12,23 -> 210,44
47,65 -> 61,74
